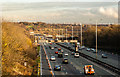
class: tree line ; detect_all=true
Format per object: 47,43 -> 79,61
80,25 -> 120,54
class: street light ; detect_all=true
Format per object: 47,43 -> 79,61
59,29 -> 60,40
66,28 -> 67,40
80,23 -> 82,47
72,26 -> 73,41
96,21 -> 98,59
77,24 -> 78,38
62,29 -> 63,41
59,24 -> 61,40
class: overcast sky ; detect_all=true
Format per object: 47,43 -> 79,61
1,0 -> 119,24
0,0 -> 119,3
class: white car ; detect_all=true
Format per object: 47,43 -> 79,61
61,49 -> 63,53
91,48 -> 97,53
86,48 -> 90,51
51,47 -> 54,50
74,53 -> 79,58
102,54 -> 107,58
91,48 -> 95,51
64,53 -> 68,56
50,56 -> 56,61
81,46 -> 85,49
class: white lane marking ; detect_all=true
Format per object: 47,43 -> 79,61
40,45 -> 42,76
42,44 -> 55,76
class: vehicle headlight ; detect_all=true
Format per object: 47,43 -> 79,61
91,69 -> 94,72
86,69 -> 88,72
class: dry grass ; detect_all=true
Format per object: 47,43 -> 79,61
2,22 -> 37,75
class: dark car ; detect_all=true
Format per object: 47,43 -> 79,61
55,46 -> 57,48
58,52 -> 63,58
49,46 -> 51,48
68,47 -> 71,49
63,58 -> 68,64
102,54 -> 107,58
73,45 -> 75,47
54,65 -> 61,71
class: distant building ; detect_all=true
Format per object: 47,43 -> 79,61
56,35 -> 65,38
45,35 -> 53,39
30,32 -> 34,35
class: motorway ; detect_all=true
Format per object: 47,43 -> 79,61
41,45 -> 51,75
40,42 -> 118,76
59,42 -> 120,69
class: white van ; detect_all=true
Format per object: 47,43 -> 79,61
74,53 -> 79,58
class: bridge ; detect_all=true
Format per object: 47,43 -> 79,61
33,33 -> 78,43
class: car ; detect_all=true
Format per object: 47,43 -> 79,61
67,42 -> 70,44
50,56 -> 56,61
81,46 -> 85,49
54,65 -> 61,71
86,48 -> 90,51
73,44 -> 75,47
79,48 -> 82,50
61,49 -> 63,53
55,51 -> 58,54
50,43 -> 52,45
102,54 -> 107,58
93,50 -> 96,53
55,46 -> 57,48
58,48 -> 61,51
68,47 -> 71,49
91,48 -> 95,51
37,43 -> 40,46
84,65 -> 95,75
64,53 -> 68,56
51,47 -> 54,50
65,45 -> 68,47
92,49 -> 97,53
62,58 -> 68,64
43,43 -> 46,45
74,53 -> 79,58
58,52 -> 63,58
71,52 -> 75,55
49,46 -> 51,48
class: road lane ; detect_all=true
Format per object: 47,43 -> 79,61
55,43 -> 117,76
45,43 -> 82,75
60,43 -> 119,69
41,45 -> 51,75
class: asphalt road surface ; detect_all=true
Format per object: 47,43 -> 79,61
41,42 -> 118,76
60,42 -> 120,69
41,45 -> 51,75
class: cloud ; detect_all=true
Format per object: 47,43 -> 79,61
99,7 -> 118,18
2,2 -> 118,23
82,12 -> 95,16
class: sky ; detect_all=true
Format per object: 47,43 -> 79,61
0,0 -> 119,24
0,0 -> 119,3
